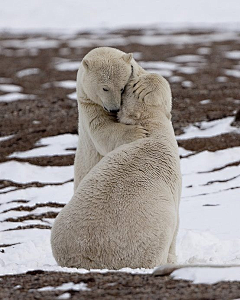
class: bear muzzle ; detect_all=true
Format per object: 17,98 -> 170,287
103,106 -> 120,113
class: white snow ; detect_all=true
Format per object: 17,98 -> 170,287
0,183 -> 73,213
169,76 -> 184,83
181,146 -> 240,175
0,84 -> 22,93
0,0 -> 240,31
171,266 -> 240,284
16,68 -> 40,77
0,161 -> 73,184
225,51 -> 240,60
0,135 -> 14,143
37,282 -> 90,292
9,134 -> 78,158
216,76 -> 228,82
68,92 -> 77,100
130,33 -> 240,46
0,207 -> 61,223
197,47 -> 211,55
0,93 -> 36,102
1,38 -> 59,49
178,147 -> 194,157
177,116 -> 239,140
133,52 -> 143,60
58,293 -> 71,299
200,99 -> 211,104
0,115 -> 240,283
139,61 -> 177,71
182,81 -> 193,88
55,62 -> 80,71
225,69 -> 240,78
139,61 -> 203,77
177,66 -> 197,74
0,122 -> 239,280
169,55 -> 205,63
43,80 -> 76,89
56,32 -> 240,50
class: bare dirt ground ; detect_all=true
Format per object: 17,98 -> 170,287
1,270 -> 240,300
0,28 -> 240,299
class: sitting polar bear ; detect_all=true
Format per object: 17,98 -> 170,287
51,73 -> 182,269
74,47 -> 150,191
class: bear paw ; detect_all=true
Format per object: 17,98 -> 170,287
132,73 -> 164,102
123,124 -> 148,143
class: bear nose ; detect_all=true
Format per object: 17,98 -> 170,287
109,109 -> 120,113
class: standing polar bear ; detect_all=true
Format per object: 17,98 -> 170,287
51,72 -> 182,269
74,47 -> 153,191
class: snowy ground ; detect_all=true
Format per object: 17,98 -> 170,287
1,120 -> 240,282
0,27 -> 240,291
0,0 -> 240,31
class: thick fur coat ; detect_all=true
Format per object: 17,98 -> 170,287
74,47 -> 150,191
51,73 -> 182,269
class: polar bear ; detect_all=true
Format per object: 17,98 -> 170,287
51,72 -> 182,269
74,47 -> 150,191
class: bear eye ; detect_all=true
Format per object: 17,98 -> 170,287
103,88 -> 109,92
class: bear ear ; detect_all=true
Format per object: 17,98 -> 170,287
82,59 -> 91,70
122,53 -> 133,63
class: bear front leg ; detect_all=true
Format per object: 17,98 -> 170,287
81,102 -> 147,156
167,217 -> 179,264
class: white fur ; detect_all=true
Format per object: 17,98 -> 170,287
74,47 -> 149,191
51,73 -> 182,269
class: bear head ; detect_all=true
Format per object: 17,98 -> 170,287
118,74 -> 172,125
80,47 -> 133,113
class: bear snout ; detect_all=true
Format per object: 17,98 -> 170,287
103,106 -> 119,113
109,109 -> 120,113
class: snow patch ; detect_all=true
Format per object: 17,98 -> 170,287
182,81 -> 193,88
177,117 -> 239,140
200,99 -> 211,104
68,92 -> 77,100
216,76 -> 228,82
37,282 -> 90,292
43,80 -> 76,89
0,93 -> 36,102
55,61 -> 80,71
172,266 -> 240,284
225,69 -> 240,78
16,68 -> 40,77
225,51 -> 240,60
1,38 -> 59,49
169,76 -> 184,83
58,293 -> 71,299
0,135 -> 15,143
0,161 -> 73,184
9,134 -> 78,158
169,55 -> 205,63
139,61 -> 177,71
0,84 -> 22,93
197,47 -> 211,55
177,66 -> 197,74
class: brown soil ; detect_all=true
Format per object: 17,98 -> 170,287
1,271 -> 240,300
